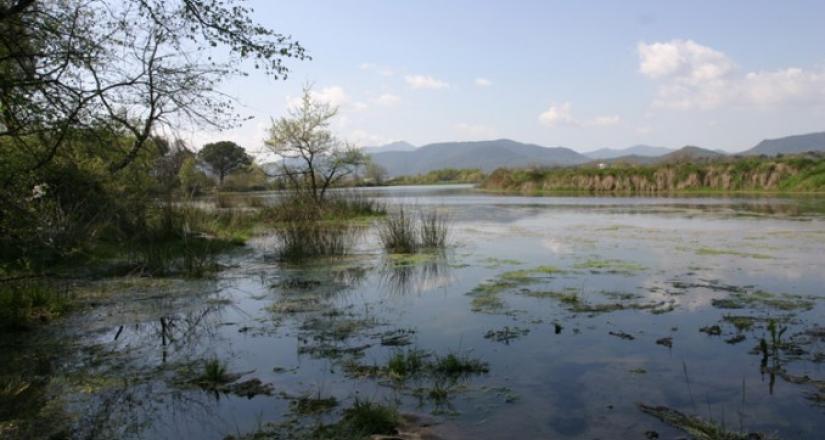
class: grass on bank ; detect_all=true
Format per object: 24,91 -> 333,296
0,278 -> 71,330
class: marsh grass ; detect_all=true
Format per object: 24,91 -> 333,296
275,221 -> 359,262
378,206 -> 450,253
0,279 -> 71,330
431,353 -> 490,378
386,350 -> 428,379
419,210 -> 449,249
201,359 -> 231,385
334,399 -> 401,438
378,206 -> 419,253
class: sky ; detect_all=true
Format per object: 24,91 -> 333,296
190,0 -> 825,156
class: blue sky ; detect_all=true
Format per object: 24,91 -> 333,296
195,0 -> 825,155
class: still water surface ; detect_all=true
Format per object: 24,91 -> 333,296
6,185 -> 825,439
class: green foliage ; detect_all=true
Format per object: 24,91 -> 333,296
386,350 -> 428,379
481,153 -> 825,193
378,207 -> 450,254
0,279 -> 70,330
200,359 -> 231,385
431,353 -> 490,378
325,399 -> 401,438
388,168 -> 485,185
264,85 -> 368,204
178,156 -> 214,196
378,206 -> 419,253
198,141 -> 253,185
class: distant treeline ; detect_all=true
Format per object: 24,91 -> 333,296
385,168 -> 486,186
480,153 -> 825,193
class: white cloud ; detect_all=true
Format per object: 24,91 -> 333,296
287,85 -> 349,109
353,101 -> 369,111
539,103 -> 621,128
373,93 -> 401,107
741,68 -> 825,106
454,122 -> 497,139
587,115 -> 621,126
405,74 -> 449,89
638,39 -> 733,81
538,102 -> 577,127
638,39 -> 825,110
474,77 -> 492,87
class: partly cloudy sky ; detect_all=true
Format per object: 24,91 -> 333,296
196,0 -> 825,156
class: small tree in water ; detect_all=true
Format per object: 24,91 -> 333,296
264,86 -> 367,204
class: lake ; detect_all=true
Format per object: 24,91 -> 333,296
5,185 -> 825,439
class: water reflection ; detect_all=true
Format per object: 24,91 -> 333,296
4,187 -> 825,439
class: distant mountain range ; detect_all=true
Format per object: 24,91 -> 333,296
368,139 -> 589,176
742,132 -> 825,156
361,131 -> 825,177
583,145 -> 674,159
361,141 -> 416,155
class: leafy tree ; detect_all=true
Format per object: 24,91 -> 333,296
264,86 -> 367,203
178,156 -> 213,196
364,159 -> 389,185
0,0 -> 307,181
198,141 -> 252,185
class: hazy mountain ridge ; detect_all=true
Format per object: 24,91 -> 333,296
363,131 -> 825,177
369,139 -> 589,176
742,132 -> 825,156
361,141 -> 416,155
584,145 -> 674,159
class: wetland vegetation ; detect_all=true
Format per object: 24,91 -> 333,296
4,2 -> 825,439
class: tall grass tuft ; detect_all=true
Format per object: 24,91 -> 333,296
275,221 -> 357,262
418,210 -> 449,250
378,206 -> 450,253
378,206 -> 418,253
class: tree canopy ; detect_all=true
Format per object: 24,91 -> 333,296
264,86 -> 367,203
198,141 -> 252,184
0,0 -> 307,181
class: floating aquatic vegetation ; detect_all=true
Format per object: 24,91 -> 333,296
700,325 -> 722,336
289,393 -> 339,415
711,290 -> 815,311
609,330 -> 635,340
639,404 -> 774,440
483,326 -> 530,344
573,258 -> 647,274
656,337 -> 673,348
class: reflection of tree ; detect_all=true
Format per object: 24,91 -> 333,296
108,294 -> 232,365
